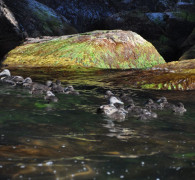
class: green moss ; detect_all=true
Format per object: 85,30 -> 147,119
173,83 -> 177,90
4,30 -> 165,69
134,53 -> 164,69
168,84 -> 172,90
178,84 -> 184,90
158,83 -> 163,89
35,102 -> 48,108
141,84 -> 156,89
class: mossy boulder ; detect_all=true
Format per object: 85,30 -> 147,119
3,30 -> 165,69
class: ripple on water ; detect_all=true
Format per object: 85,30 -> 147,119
0,69 -> 194,179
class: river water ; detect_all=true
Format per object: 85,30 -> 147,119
0,68 -> 195,180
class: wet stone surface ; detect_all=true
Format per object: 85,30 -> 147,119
0,68 -> 195,180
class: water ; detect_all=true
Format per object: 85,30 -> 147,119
0,68 -> 195,180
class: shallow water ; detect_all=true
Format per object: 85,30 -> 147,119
0,69 -> 195,180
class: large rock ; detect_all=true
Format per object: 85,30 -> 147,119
2,30 -> 165,69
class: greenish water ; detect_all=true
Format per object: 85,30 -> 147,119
0,69 -> 195,180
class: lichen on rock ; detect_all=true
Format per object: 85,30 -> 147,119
3,30 -> 165,69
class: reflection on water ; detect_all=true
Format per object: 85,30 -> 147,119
0,69 -> 195,180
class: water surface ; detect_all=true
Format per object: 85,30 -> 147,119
0,68 -> 195,180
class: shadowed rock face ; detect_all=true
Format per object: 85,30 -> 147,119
36,0 -> 178,33
180,45 -> 195,60
0,0 -> 77,61
105,10 -> 195,61
3,0 -> 77,37
110,0 -> 178,12
0,0 -> 24,61
180,28 -> 195,60
2,30 -> 165,69
37,0 -> 115,32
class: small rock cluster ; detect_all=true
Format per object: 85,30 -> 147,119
98,90 -> 187,121
0,69 -> 79,103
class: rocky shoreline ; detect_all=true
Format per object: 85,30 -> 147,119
0,0 -> 195,91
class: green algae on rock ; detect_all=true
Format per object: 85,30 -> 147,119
105,59 -> 195,90
5,59 -> 195,91
3,30 -> 165,69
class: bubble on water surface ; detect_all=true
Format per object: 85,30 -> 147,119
107,171 -> 111,175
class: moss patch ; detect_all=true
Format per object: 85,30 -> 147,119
107,59 -> 195,90
3,30 -> 165,69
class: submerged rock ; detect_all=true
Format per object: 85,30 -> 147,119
2,30 -> 165,69
2,58 -> 195,91
108,59 -> 195,90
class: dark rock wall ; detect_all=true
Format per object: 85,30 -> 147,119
37,0 -> 116,32
4,0 -> 77,37
110,0 -> 178,12
0,0 -> 24,61
0,0 -> 77,60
